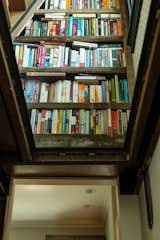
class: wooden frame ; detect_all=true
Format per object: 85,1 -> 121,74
127,0 -> 143,52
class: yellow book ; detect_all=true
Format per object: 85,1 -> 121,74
57,110 -> 63,134
66,0 -> 70,9
18,45 -> 24,67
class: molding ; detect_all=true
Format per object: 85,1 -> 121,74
127,0 -> 143,52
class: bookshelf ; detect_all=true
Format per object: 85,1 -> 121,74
13,0 -> 133,149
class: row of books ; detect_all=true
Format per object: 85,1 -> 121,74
25,14 -> 122,37
30,108 -> 129,135
23,77 -> 129,104
44,0 -> 120,9
14,42 -> 125,68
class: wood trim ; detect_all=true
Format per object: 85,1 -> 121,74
15,36 -> 123,43
126,0 -> 160,163
20,67 -> 127,75
0,2 -> 34,161
27,103 -> 131,110
127,0 -> 143,52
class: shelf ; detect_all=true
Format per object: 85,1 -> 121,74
15,36 -> 123,43
20,67 -> 127,75
34,134 -> 125,149
27,102 -> 131,110
35,8 -> 120,15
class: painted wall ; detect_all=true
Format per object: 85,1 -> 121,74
119,195 -> 142,240
132,0 -> 152,76
139,137 -> 160,240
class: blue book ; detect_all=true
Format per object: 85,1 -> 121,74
123,79 -> 129,103
81,19 -> 85,36
68,16 -> 73,36
28,48 -> 33,67
101,81 -> 106,103
24,80 -> 35,103
62,110 -> 67,133
35,21 -> 39,37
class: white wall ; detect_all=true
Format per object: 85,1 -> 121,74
132,0 -> 152,76
139,137 -> 160,240
119,195 -> 142,240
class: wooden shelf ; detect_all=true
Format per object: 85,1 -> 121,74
20,67 -> 127,75
15,36 -> 123,43
27,102 -> 131,110
35,8 -> 120,15
34,134 -> 125,148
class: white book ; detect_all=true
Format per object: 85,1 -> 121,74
50,0 -> 54,9
60,46 -> 65,67
108,49 -> 113,67
57,80 -> 63,102
79,48 -> 85,67
73,41 -> 98,48
101,20 -> 104,36
45,0 -> 49,9
98,14 -> 121,19
64,47 -> 69,67
65,80 -> 71,102
15,45 -> 19,64
60,0 -> 66,9
98,85 -> 102,103
70,50 -> 77,67
73,13 -> 96,18
58,46 -> 62,67
30,109 -> 37,133
50,48 -> 54,67
73,81 -> 78,102
107,109 -> 112,128
44,13 -> 66,18
54,0 -> 59,8
90,85 -> 95,103
40,83 -> 47,102
22,45 -> 30,67
51,110 -> 58,133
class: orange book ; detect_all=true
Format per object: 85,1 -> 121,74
116,0 -> 121,9
95,85 -> 99,103
106,80 -> 110,103
103,0 -> 109,9
66,0 -> 70,9
117,19 -> 122,36
78,83 -> 85,103
49,83 -> 55,102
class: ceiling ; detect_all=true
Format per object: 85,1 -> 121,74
11,184 -> 112,228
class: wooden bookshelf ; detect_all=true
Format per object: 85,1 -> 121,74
12,0 -> 132,149
34,134 -> 125,148
35,8 -> 120,15
15,36 -> 123,43
20,67 -> 127,75
27,103 -> 131,110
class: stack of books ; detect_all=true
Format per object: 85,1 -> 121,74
14,42 -> 126,68
29,108 -> 129,135
23,76 -> 129,104
25,13 -> 122,37
44,0 -> 120,9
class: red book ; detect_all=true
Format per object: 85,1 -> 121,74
40,110 -> 46,134
40,45 -> 46,67
111,110 -> 118,135
33,80 -> 40,102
